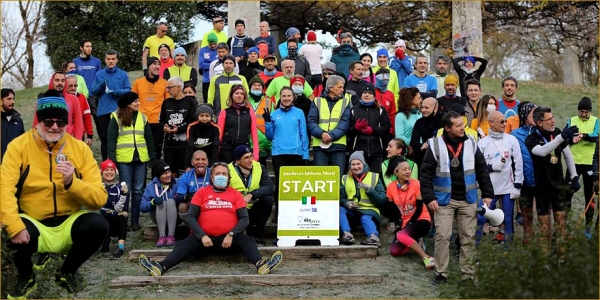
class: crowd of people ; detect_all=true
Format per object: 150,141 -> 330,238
0,19 -> 598,298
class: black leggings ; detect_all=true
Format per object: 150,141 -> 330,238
9,213 -> 109,278
105,214 -> 128,241
163,147 -> 187,177
149,123 -> 163,160
202,82 -> 210,104
247,195 -> 274,238
96,114 -> 111,161
390,219 -> 431,256
160,233 -> 262,271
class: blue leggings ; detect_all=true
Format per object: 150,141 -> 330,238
339,206 -> 379,236
476,194 -> 514,243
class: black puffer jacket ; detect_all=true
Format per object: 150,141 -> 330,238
347,103 -> 391,158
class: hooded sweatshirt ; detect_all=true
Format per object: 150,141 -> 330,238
91,66 -> 131,117
330,44 -> 360,78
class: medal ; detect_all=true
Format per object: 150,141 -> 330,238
56,154 -> 67,164
451,158 -> 460,168
550,155 -> 558,164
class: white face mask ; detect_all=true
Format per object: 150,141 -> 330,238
487,104 -> 496,113
362,70 -> 370,78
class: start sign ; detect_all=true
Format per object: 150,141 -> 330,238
277,166 -> 340,246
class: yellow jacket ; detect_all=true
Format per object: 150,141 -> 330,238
1,129 -> 107,238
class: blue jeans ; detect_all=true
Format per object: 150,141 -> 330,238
339,206 -> 379,236
476,194 -> 514,243
117,161 -> 147,224
313,150 -> 346,175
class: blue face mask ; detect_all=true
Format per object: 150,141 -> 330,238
213,175 -> 228,188
264,69 -> 276,76
250,90 -> 262,96
360,100 -> 375,106
67,70 -> 77,75
376,80 -> 388,92
292,86 -> 304,94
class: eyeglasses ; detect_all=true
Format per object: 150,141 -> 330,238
166,86 -> 179,90
68,84 -> 78,88
161,30 -> 167,33
42,119 -> 67,128
541,116 -> 555,122
492,119 -> 507,124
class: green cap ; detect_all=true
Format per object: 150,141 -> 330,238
207,33 -> 218,43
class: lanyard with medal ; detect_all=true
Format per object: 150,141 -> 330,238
447,142 -> 463,168
194,171 -> 209,190
537,129 -> 558,164
155,183 -> 170,199
34,131 -> 67,163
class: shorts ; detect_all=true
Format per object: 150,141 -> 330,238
20,210 -> 87,254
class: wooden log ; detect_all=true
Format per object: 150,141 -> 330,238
110,273 -> 382,288
127,245 -> 379,261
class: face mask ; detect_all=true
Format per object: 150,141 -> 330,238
487,104 -> 496,113
292,86 -> 303,94
67,70 -> 77,75
264,69 -> 276,76
342,43 -> 351,50
250,90 -> 262,96
213,175 -> 228,188
360,99 -> 375,106
376,80 -> 388,92
288,48 -> 298,58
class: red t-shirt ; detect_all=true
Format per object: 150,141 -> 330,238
191,186 -> 246,236
386,179 -> 430,228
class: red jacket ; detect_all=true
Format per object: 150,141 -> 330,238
376,89 -> 397,135
73,92 -> 94,138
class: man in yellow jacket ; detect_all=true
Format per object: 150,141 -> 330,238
1,94 -> 108,298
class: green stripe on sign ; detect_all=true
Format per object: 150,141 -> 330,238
278,230 -> 339,236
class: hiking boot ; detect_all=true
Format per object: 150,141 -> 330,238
493,233 -> 505,244
156,236 -> 167,247
131,222 -> 141,232
139,254 -> 164,276
8,274 -> 36,299
100,237 -> 111,253
432,274 -> 447,285
33,253 -> 51,270
340,232 -> 355,245
515,212 -> 524,225
423,256 -> 435,270
360,233 -> 381,247
257,250 -> 283,275
111,247 -> 124,259
55,273 -> 80,294
165,235 -> 176,247
584,227 -> 593,239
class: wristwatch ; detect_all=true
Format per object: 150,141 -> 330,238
228,231 -> 235,237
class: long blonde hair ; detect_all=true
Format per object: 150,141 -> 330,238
475,94 -> 496,127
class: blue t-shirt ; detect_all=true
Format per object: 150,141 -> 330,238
403,74 -> 438,94
175,168 -> 211,202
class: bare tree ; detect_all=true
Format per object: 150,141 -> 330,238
1,1 -> 44,89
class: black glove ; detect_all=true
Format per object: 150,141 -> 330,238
143,69 -> 148,77
569,176 -> 581,193
262,110 -> 271,122
151,197 -> 164,206
561,125 -> 579,140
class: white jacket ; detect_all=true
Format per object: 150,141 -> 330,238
477,131 -> 523,195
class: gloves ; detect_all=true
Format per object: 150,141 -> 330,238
354,119 -> 367,131
561,125 -> 579,140
396,49 -> 405,60
151,197 -> 164,206
121,182 -> 129,194
491,159 -> 505,171
510,188 -> 521,200
262,110 -> 271,122
361,126 -> 373,135
594,180 -> 599,194
114,202 -> 124,213
345,201 -> 358,210
118,211 -> 128,218
143,69 -> 148,77
358,182 -> 371,191
569,176 -> 581,193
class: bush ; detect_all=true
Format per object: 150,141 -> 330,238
449,226 -> 599,298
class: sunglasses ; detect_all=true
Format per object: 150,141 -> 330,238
68,84 -> 78,88
492,119 -> 507,124
42,119 -> 67,128
161,30 -> 167,33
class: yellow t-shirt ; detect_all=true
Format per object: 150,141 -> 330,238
144,35 -> 175,58
470,118 -> 490,136
201,30 -> 228,48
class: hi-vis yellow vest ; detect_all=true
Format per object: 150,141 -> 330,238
569,115 -> 598,165
342,172 -> 380,215
311,95 -> 351,146
167,65 -> 193,82
111,112 -> 149,163
228,161 -> 261,195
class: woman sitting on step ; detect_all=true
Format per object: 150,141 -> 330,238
139,162 -> 283,276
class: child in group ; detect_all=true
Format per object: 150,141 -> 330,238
386,158 -> 434,270
100,159 -> 129,258
185,104 -> 221,166
141,160 -> 180,247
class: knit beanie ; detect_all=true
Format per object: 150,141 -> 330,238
223,55 -> 236,64
394,40 -> 406,48
118,92 -> 139,108
152,160 -> 170,179
307,31 -> 317,42
100,159 -> 116,173
322,62 -> 337,73
158,43 -> 171,55
249,75 -> 264,88
464,56 -> 475,64
518,102 -> 536,127
207,33 -> 218,43
196,104 -> 214,119
449,103 -> 466,115
234,145 -> 252,160
36,96 -> 68,122
578,97 -> 592,111
285,27 -> 300,38
230,85 -> 245,95
290,75 -> 305,87
147,56 -> 160,68
376,48 -> 389,58
444,74 -> 459,86
247,47 -> 259,55
235,19 -> 245,27
243,38 -> 256,49
375,68 -> 390,75
174,47 -> 187,57
349,150 -> 367,166
361,83 -> 375,95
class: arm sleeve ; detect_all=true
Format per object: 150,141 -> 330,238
249,112 -> 260,160
210,124 -> 221,164
511,137 -> 524,185
395,114 -> 409,144
114,73 -> 132,97
562,146 -> 578,180
531,135 -> 566,157
90,73 -> 105,97
182,204 -> 207,239
140,184 -> 155,213
307,103 -> 324,138
300,113 -> 309,160
374,108 -> 391,137
365,178 -> 388,207
71,97 -> 85,140
452,57 -> 465,77
107,117 -> 119,163
0,142 -> 27,237
475,57 -> 488,78
189,68 -> 198,87
233,207 -> 250,234
144,121 -> 157,160
163,69 -> 171,81
419,147 -> 437,204
474,147 -> 495,199
407,199 -> 424,224
250,165 -> 274,199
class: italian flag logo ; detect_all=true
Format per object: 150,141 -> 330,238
302,196 -> 317,205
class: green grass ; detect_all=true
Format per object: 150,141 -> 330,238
2,76 -> 598,298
